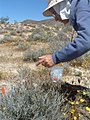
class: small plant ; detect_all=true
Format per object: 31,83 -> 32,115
10,30 -> 17,36
0,35 -> 13,43
48,31 -> 69,53
23,48 -> 47,62
27,27 -> 48,42
0,28 -> 6,34
17,43 -> 28,51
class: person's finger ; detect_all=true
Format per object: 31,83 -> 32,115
38,56 -> 46,60
36,62 -> 40,66
36,59 -> 45,66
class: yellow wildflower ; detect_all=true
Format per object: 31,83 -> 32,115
74,116 -> 77,120
63,113 -> 66,116
70,109 -> 75,114
80,99 -> 85,103
75,101 -> 79,105
86,107 -> 90,112
65,98 -> 68,101
69,101 -> 75,105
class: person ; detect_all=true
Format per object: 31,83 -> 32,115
36,0 -> 90,68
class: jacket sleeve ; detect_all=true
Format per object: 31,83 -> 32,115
52,2 -> 90,64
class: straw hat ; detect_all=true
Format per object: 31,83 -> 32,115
43,0 -> 64,16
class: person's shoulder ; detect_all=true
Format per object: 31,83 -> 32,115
75,0 -> 90,9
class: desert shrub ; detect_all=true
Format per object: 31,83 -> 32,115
32,33 -> 42,40
16,28 -> 23,33
48,31 -> 70,53
0,67 -> 67,120
23,48 -> 47,62
27,28 -> 48,41
0,67 -> 90,120
0,81 -> 64,120
26,28 -> 35,32
0,28 -> 6,34
10,28 -> 23,36
4,35 -> 12,41
11,36 -> 25,46
6,26 -> 14,31
16,43 -> 29,51
0,35 -> 4,44
10,30 -> 17,36
41,26 -> 50,31
62,24 -> 73,33
47,29 -> 56,37
0,35 -> 13,43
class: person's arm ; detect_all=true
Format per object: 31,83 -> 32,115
52,3 -> 90,64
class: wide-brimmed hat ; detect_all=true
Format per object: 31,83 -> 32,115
43,0 -> 64,16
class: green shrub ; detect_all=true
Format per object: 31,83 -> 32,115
0,35 -> 13,43
10,30 -> 17,36
27,28 -> 48,41
48,31 -> 70,53
17,43 -> 28,51
23,48 -> 47,62
0,67 -> 90,120
0,28 -> 6,34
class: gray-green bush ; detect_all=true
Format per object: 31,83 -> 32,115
0,35 -> 13,44
48,31 -> 70,53
0,67 -> 90,120
27,28 -> 48,41
23,48 -> 47,62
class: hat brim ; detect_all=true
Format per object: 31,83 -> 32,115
43,0 -> 64,17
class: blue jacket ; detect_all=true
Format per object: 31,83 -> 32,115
52,0 -> 90,64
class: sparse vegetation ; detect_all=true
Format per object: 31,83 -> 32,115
0,67 -> 90,120
27,27 -> 48,41
0,35 -> 13,44
23,48 -> 47,62
16,42 -> 29,51
0,19 -> 90,120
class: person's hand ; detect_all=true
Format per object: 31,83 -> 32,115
36,54 -> 55,68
